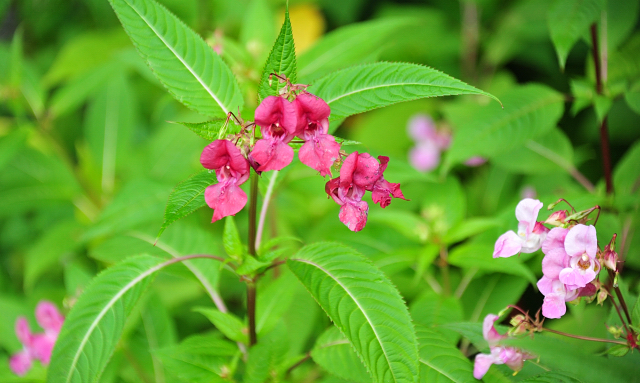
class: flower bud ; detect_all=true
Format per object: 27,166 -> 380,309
603,249 -> 618,271
544,210 -> 568,226
597,288 -> 608,306
607,325 -> 624,339
508,314 -> 529,336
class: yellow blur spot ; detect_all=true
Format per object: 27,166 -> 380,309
279,4 -> 325,55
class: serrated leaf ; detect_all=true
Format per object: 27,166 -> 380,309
171,119 -> 233,141
258,8 -> 296,100
193,307 -> 248,344
547,0 -> 605,70
158,170 -> 217,239
445,84 -> 564,165
311,326 -> 370,383
48,255 -> 167,383
308,62 -> 500,121
108,0 -> 243,117
416,326 -> 475,383
287,242 -> 419,383
223,216 -> 243,261
410,292 -> 463,345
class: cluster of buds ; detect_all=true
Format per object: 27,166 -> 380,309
200,75 -> 405,231
494,198 -> 618,319
10,301 -> 64,376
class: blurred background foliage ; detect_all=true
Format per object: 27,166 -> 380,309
0,0 -> 639,382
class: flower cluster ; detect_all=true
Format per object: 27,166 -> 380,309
473,314 -> 535,379
200,76 -> 405,231
493,198 -> 612,319
325,152 -> 406,231
10,301 -> 64,376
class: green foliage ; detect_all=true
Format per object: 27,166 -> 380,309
108,0 -> 243,117
311,326 -> 370,383
416,326 -> 475,383
193,307 -> 248,344
287,242 -> 419,383
172,119 -> 233,141
258,9 -> 297,101
223,216 -> 243,262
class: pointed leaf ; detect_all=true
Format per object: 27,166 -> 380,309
548,0 -> 605,69
258,9 -> 296,100
307,62 -> 500,121
445,84 -> 564,165
311,326 -> 370,383
158,170 -> 217,238
287,242 -> 419,383
193,307 -> 248,344
48,255 -> 167,383
223,216 -> 243,262
108,0 -> 243,117
171,119 -> 234,141
416,326 -> 475,383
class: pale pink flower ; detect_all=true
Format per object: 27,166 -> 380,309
407,114 -> 451,172
493,198 -> 549,258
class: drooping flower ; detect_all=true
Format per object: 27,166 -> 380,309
369,156 -> 406,208
201,139 -> 251,222
250,96 -> 298,172
473,314 -> 534,380
9,301 -> 64,376
493,198 -> 550,258
294,92 -> 340,176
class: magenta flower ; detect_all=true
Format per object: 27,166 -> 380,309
369,156 -> 406,208
473,314 -> 534,380
250,96 -> 298,172
9,301 -> 64,376
294,92 -> 340,176
201,139 -> 251,222
493,198 -> 549,258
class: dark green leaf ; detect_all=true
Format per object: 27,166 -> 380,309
311,326 -> 370,383
193,307 -> 248,344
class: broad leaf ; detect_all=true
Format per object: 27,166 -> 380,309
158,170 -> 217,238
48,255 -> 166,383
287,242 -> 419,383
172,119 -> 234,141
223,216 -> 243,262
417,326 -> 475,383
547,0 -> 605,69
445,84 -> 564,166
613,140 -> 640,197
308,62 -> 500,121
258,8 -> 296,100
311,326 -> 370,383
108,0 -> 243,117
194,307 -> 248,344
410,292 -> 463,345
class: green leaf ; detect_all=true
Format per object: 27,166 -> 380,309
492,128 -> 575,175
518,371 -> 583,383
445,84 -> 564,166
448,242 -> 537,285
255,272 -> 297,335
632,293 -> 640,326
311,326 -> 370,383
547,0 -> 605,70
287,242 -> 419,383
48,255 -> 167,383
625,87 -> 640,115
223,216 -> 243,262
298,17 -> 419,82
108,0 -> 243,117
613,140 -> 640,196
0,127 -> 30,172
605,344 -> 630,357
416,326 -> 475,383
410,292 -> 463,345
443,218 -> 501,245
258,8 -> 296,100
158,170 -> 217,239
308,62 -> 500,121
171,119 -> 234,141
193,307 -> 248,344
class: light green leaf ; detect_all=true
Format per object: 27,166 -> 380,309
258,8 -> 296,100
416,326 -> 475,383
613,140 -> 640,196
223,216 -> 243,262
311,326 -> 370,383
518,371 -> 583,383
48,255 -> 167,383
240,0 -> 276,67
445,84 -> 564,165
171,119 -> 232,141
255,272 -> 297,335
547,0 -> 605,69
108,0 -> 243,117
443,218 -> 501,245
410,292 -> 463,345
158,170 -> 217,239
0,127 -> 30,172
287,242 -> 419,383
492,128 -> 575,175
308,62 -> 500,121
193,307 -> 248,344
299,17 -> 419,82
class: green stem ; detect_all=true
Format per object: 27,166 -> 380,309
247,170 -> 259,346
247,282 -> 257,346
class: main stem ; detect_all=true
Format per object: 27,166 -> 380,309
247,171 -> 259,346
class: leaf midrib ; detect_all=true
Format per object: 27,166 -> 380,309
291,257 -> 398,383
122,0 -> 229,114
419,357 -> 459,382
324,82 -> 480,105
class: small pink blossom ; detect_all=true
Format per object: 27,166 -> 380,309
493,198 -> 549,258
473,314 -> 534,379
464,156 -> 487,167
9,301 -> 64,376
407,114 -> 451,172
250,96 -> 298,171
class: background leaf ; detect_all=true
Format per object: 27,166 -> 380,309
417,326 -> 475,383
311,326 -> 370,383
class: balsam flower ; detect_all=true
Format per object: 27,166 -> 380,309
250,95 -> 298,172
10,301 -> 64,376
407,114 -> 451,172
493,198 -> 549,258
473,314 -> 534,380
201,139 -> 251,222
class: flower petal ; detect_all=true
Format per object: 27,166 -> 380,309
474,353 -> 499,380
298,134 -> 340,176
564,224 -> 597,258
15,317 -> 32,347
35,301 -> 64,334
542,292 -> 567,319
250,138 -> 294,172
493,231 -> 522,258
339,200 -> 369,232
9,351 -> 32,376
482,314 -> 506,345
541,248 -> 567,279
541,227 -> 569,255
515,198 -> 542,235
409,141 -> 440,172
204,180 -> 248,222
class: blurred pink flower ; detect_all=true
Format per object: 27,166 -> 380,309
464,156 -> 487,167
493,198 -> 549,258
9,301 -> 64,376
406,114 -> 451,172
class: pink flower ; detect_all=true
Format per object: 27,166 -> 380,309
493,198 -> 549,258
464,156 -> 487,167
250,96 -> 298,171
407,114 -> 451,172
201,139 -> 251,222
369,156 -> 406,208
473,314 -> 534,380
294,93 -> 340,176
409,141 -> 441,171
9,301 -> 64,376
